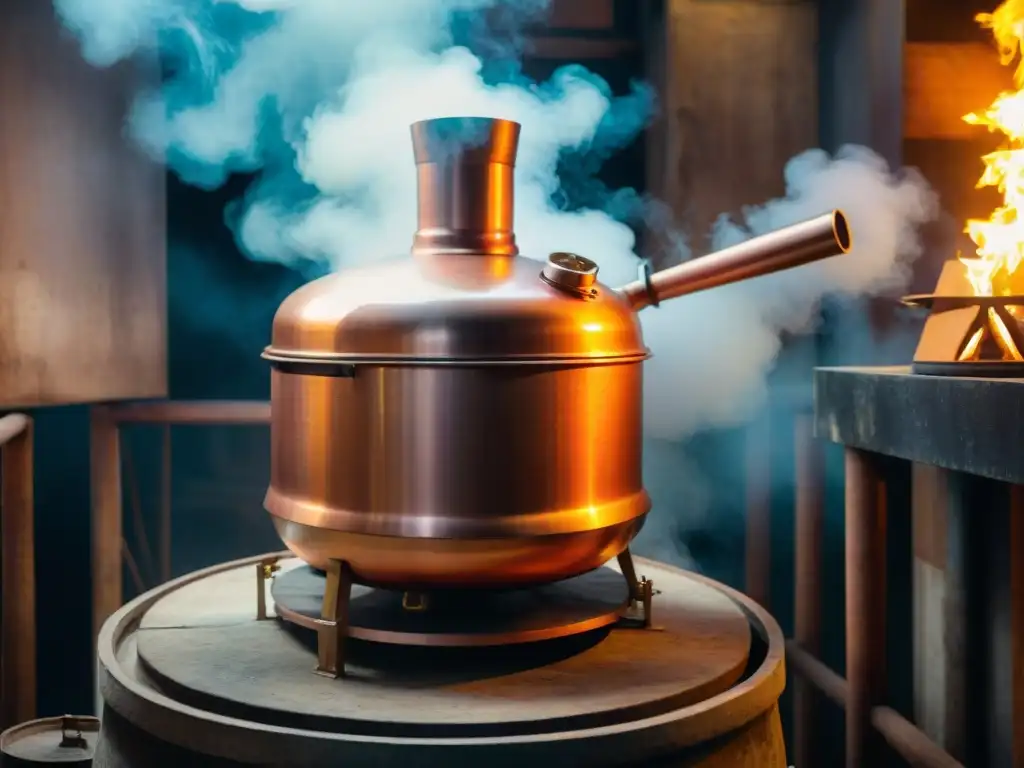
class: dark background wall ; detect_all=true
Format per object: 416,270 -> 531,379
21,10 -> 995,768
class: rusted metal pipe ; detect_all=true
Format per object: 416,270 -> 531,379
786,641 -> 964,768
793,412 -> 824,767
619,210 -> 852,311
845,448 -> 888,768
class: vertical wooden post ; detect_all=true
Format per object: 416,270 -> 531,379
90,407 -> 123,670
793,412 -> 824,767
160,425 -> 172,584
745,415 -> 772,609
943,471 -> 983,764
0,414 -> 36,727
845,448 -> 887,768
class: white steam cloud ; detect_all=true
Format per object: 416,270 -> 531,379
55,0 -> 938,445
258,45 -> 628,271
643,147 -> 936,436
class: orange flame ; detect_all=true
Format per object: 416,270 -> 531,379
962,1 -> 1024,296
957,1 -> 1024,361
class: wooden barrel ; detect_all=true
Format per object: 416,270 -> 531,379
0,716 -> 99,766
93,553 -> 787,767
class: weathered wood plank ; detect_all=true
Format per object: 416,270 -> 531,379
653,0 -> 818,253
0,0 -> 167,409
904,42 -> 1013,141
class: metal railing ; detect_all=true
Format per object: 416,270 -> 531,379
88,399 -> 963,765
0,413 -> 36,729
746,413 -> 963,768
89,401 -> 270,642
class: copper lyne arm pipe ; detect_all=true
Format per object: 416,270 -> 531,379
618,210 -> 852,311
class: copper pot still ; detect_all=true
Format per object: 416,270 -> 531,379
263,117 -> 852,590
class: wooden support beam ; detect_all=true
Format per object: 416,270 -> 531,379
655,0 -> 818,253
844,448 -> 888,768
90,408 -> 123,658
793,413 -> 824,768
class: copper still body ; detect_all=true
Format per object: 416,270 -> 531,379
263,117 -> 852,590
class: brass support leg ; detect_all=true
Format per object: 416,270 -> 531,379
616,548 -> 657,629
641,576 -> 654,629
316,559 -> 354,678
255,557 -> 281,621
617,549 -> 642,602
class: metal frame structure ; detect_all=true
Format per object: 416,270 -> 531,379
745,413 -> 962,768
0,413 -> 36,729
88,401 -> 269,646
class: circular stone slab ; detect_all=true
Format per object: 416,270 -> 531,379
135,558 -> 751,738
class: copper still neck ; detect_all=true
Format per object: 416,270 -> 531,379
410,117 -> 520,257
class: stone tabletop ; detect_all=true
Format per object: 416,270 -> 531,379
814,365 -> 1024,484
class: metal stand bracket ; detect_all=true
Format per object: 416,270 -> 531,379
315,559 -> 354,679
255,556 -> 281,621
254,555 -> 355,679
616,548 -> 661,630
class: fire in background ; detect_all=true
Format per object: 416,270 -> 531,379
957,0 -> 1024,360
